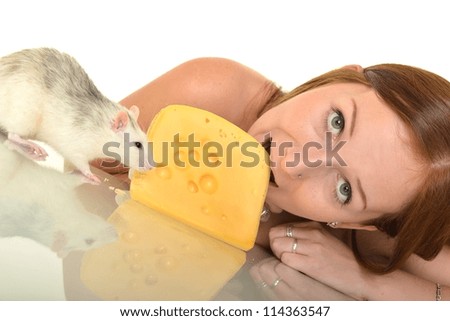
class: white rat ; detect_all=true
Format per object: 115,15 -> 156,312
0,134 -> 118,258
0,48 -> 152,184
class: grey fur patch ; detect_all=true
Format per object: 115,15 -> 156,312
1,48 -> 119,128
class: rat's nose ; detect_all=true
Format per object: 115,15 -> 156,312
144,159 -> 153,170
85,238 -> 95,246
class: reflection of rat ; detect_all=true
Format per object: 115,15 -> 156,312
0,197 -> 118,258
0,134 -> 118,258
0,48 -> 152,184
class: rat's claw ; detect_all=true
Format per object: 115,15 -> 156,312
70,170 -> 102,185
82,172 -> 102,185
5,133 -> 48,161
28,144 -> 48,161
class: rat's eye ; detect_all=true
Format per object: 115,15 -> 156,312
135,142 -> 142,149
85,238 -> 95,246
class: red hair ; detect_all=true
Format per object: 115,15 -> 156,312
357,64 -> 450,273
268,64 -> 450,273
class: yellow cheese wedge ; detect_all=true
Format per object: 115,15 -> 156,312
80,199 -> 245,300
130,105 -> 270,250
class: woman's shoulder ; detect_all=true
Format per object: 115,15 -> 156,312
121,57 -> 280,131
172,57 -> 272,93
166,57 -> 280,129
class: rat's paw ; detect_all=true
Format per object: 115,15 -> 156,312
82,172 -> 102,185
5,133 -> 48,160
26,144 -> 48,161
68,169 -> 102,185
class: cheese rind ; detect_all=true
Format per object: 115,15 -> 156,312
80,199 -> 245,300
130,105 -> 269,250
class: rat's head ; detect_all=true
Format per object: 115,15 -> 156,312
110,105 -> 153,171
52,213 -> 118,258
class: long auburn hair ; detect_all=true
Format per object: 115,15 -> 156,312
267,64 -> 450,274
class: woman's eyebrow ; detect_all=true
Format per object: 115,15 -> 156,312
357,177 -> 367,210
349,98 -> 357,137
345,98 -> 367,210
349,99 -> 367,210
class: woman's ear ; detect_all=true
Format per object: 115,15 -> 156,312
341,64 -> 364,73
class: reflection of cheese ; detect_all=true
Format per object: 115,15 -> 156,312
80,199 -> 245,300
130,105 -> 269,250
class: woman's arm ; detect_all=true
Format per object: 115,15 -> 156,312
269,221 -> 450,300
356,229 -> 450,300
360,257 -> 450,300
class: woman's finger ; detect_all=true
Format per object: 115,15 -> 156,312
269,221 -> 323,240
255,257 -> 298,300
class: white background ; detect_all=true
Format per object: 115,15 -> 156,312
0,0 -> 449,303
1,0 -> 448,102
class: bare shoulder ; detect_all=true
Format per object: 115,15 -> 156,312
121,57 -> 280,131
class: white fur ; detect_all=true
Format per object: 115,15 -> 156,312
0,48 -> 152,179
0,136 -> 118,258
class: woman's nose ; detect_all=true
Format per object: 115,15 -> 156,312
279,140 -> 327,178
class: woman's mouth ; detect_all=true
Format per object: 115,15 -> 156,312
262,135 -> 278,187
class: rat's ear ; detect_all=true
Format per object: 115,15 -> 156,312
129,105 -> 140,120
112,110 -> 129,132
340,64 -> 364,73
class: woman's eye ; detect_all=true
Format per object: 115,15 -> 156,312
327,109 -> 345,135
336,176 -> 352,205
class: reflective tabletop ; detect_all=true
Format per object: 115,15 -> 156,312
0,133 -> 352,301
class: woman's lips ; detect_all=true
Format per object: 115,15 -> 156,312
269,168 -> 279,188
262,135 -> 279,187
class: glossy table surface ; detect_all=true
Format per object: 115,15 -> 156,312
0,133 -> 351,301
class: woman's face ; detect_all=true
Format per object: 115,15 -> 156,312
248,82 -> 423,226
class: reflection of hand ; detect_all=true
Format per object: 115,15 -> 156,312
269,221 -> 363,300
249,256 -> 353,300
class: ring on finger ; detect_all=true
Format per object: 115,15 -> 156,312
270,278 -> 282,288
291,238 -> 298,253
286,224 -> 294,238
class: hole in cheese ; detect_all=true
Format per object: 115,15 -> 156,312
130,105 -> 270,250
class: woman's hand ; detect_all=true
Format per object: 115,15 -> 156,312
269,221 -> 369,300
249,256 -> 353,300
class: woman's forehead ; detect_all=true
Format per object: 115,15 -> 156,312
343,88 -> 424,215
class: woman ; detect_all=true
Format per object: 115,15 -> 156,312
113,58 -> 450,300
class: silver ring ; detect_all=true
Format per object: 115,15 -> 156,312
258,281 -> 268,289
291,239 -> 298,253
286,225 -> 294,238
270,278 -> 282,288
